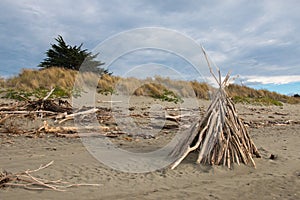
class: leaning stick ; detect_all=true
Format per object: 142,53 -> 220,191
170,124 -> 208,169
43,88 -> 55,101
201,46 -> 220,85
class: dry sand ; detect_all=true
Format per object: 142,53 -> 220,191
1,96 -> 300,200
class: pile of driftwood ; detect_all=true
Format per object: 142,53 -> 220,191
0,161 -> 100,191
0,88 -> 199,139
169,48 -> 261,169
0,88 -> 119,138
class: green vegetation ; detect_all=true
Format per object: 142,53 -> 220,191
153,89 -> 183,104
97,87 -> 115,95
39,35 -> 109,75
232,96 -> 283,106
3,89 -> 34,101
2,87 -> 70,101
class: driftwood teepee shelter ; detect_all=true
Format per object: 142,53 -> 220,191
170,48 -> 261,169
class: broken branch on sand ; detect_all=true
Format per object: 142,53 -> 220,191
39,120 -> 113,133
1,110 -> 57,115
37,121 -> 124,138
56,108 -> 99,124
0,161 -> 101,191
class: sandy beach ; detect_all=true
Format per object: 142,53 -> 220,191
1,96 -> 300,200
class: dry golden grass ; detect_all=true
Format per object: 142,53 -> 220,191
0,77 -> 5,88
1,67 -> 299,104
227,84 -> 300,104
5,67 -> 77,90
190,81 -> 210,99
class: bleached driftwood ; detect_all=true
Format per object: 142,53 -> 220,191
38,121 -> 125,138
97,100 -> 122,103
43,87 -> 55,101
56,108 -> 98,124
169,47 -> 260,169
0,161 -> 101,191
1,110 -> 57,115
39,121 -> 112,133
165,114 -> 188,122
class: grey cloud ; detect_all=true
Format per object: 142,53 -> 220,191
0,0 -> 299,84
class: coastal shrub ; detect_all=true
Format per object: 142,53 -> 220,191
152,89 -> 183,103
39,35 -> 109,75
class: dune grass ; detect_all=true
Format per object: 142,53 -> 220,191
1,67 -> 299,105
5,68 -> 77,90
226,84 -> 300,105
0,77 -> 5,88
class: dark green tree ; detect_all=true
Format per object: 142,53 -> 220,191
39,35 -> 110,75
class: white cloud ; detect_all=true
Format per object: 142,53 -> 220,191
237,75 -> 300,85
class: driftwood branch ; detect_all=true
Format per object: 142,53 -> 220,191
0,161 -> 101,191
1,110 -> 57,115
56,108 -> 98,124
201,46 -> 220,85
43,87 -> 55,101
97,100 -> 122,103
37,121 -> 124,138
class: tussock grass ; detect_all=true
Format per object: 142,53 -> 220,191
1,67 -> 299,105
190,81 -> 210,99
0,77 -> 5,88
227,84 -> 300,105
6,67 -> 77,90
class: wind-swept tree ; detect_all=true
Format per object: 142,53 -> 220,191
39,35 -> 110,75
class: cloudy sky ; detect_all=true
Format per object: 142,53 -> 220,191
0,0 -> 300,94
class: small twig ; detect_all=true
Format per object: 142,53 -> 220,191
0,114 -> 12,124
26,160 -> 54,173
